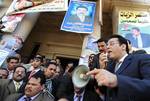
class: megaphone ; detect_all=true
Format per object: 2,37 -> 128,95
72,65 -> 90,88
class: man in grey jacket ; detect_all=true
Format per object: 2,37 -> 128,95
4,73 -> 54,101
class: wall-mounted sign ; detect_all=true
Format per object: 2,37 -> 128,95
61,0 -> 96,34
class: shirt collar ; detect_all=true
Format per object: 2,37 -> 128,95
133,34 -> 141,39
23,92 -> 40,100
118,54 -> 128,63
13,80 -> 23,85
74,90 -> 85,99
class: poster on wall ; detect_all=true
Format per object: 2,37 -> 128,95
6,0 -> 68,15
0,34 -> 23,56
0,14 -> 25,33
61,0 -> 96,33
118,10 -> 150,53
0,49 -> 9,66
79,35 -> 99,66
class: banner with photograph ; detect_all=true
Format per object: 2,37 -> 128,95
0,34 -> 23,54
6,0 -> 68,15
0,34 -> 24,66
79,35 -> 99,66
0,14 -> 25,33
0,49 -> 9,66
61,0 -> 96,34
118,10 -> 150,53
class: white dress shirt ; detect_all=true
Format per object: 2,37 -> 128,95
13,80 -> 23,91
18,93 -> 40,101
74,91 -> 85,101
115,54 -> 128,72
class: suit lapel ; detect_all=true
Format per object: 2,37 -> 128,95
7,80 -> 16,94
116,55 -> 132,74
18,82 -> 26,93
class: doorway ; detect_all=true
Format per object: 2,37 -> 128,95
56,56 -> 79,70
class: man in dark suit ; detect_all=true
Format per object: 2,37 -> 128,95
44,62 -> 58,99
0,65 -> 27,101
87,35 -> 150,101
92,38 -> 107,69
25,56 -> 44,82
125,27 -> 150,48
68,5 -> 91,23
127,39 -> 147,54
4,73 -> 54,101
67,86 -> 101,101
6,56 -> 19,79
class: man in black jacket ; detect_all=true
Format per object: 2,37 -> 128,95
92,38 -> 107,69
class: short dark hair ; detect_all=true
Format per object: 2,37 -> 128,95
7,56 -> 19,63
108,34 -> 129,54
34,56 -> 43,63
76,5 -> 88,11
30,72 -> 46,85
132,27 -> 140,32
0,68 -> 9,75
46,62 -> 57,68
127,39 -> 131,44
96,37 -> 107,43
13,65 -> 27,74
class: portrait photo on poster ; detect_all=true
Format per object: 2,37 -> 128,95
61,0 -> 96,33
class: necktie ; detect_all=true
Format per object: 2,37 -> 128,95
77,95 -> 81,101
15,82 -> 20,91
24,97 -> 31,101
28,71 -> 36,79
114,61 -> 122,72
135,37 -> 138,48
45,79 -> 52,93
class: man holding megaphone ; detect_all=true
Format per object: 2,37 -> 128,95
87,35 -> 150,101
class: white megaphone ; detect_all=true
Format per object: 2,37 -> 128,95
72,65 -> 90,88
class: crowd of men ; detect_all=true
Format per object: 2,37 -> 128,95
0,34 -> 150,101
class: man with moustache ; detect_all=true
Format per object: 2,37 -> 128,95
43,62 -> 58,101
4,73 -> 54,101
92,38 -> 107,69
6,56 -> 19,79
87,35 -> 150,101
0,65 -> 27,101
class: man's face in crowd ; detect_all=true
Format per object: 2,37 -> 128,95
31,59 -> 42,68
0,69 -> 8,79
97,41 -> 107,53
44,64 -> 57,78
25,77 -> 43,97
13,67 -> 26,82
107,38 -> 125,61
7,59 -> 19,70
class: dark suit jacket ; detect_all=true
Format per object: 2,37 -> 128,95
67,89 -> 102,101
56,74 -> 74,99
0,79 -> 26,101
125,33 -> 150,48
92,53 -> 100,69
105,54 -> 150,101
25,69 -> 44,82
4,91 -> 54,101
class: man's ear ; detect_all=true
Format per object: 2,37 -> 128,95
121,44 -> 126,51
